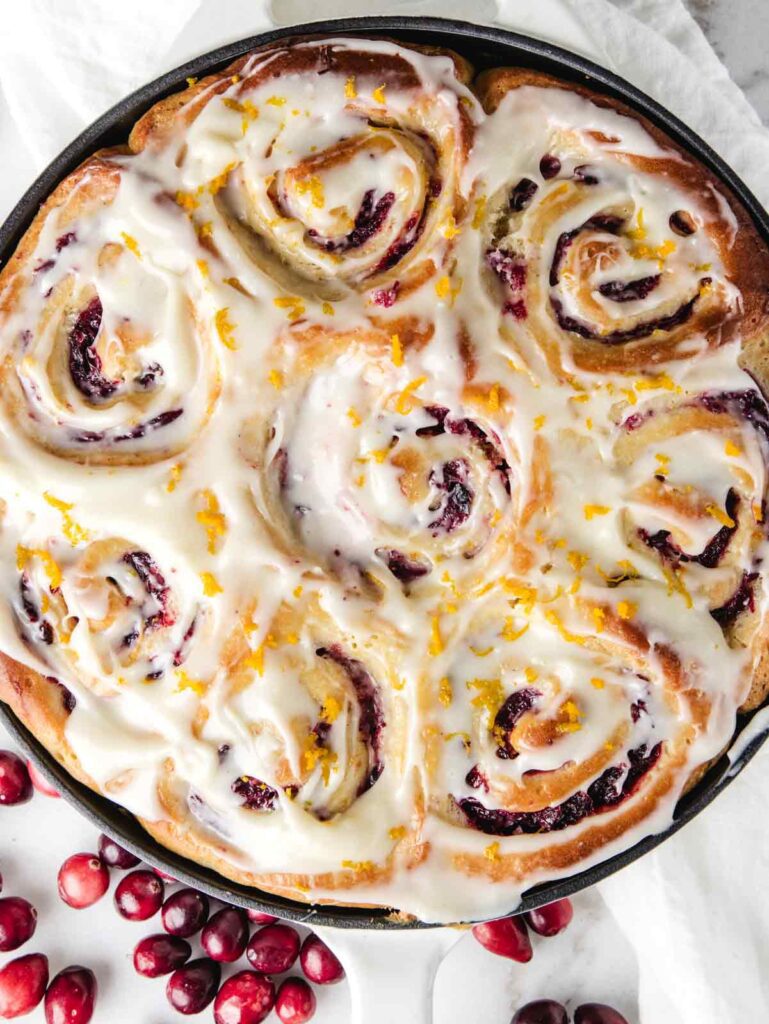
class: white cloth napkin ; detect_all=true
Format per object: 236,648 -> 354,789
1,3 -> 768,1022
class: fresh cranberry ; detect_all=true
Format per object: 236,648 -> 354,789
133,934 -> 191,977
246,911 -> 277,925
114,870 -> 164,921
166,958 -> 221,1015
574,1004 -> 630,1024
201,907 -> 248,963
0,953 -> 48,1018
276,977 -> 316,1023
213,971 -> 276,1024
26,761 -> 59,798
246,923 -> 301,975
471,916 -> 532,962
299,934 -> 344,985
525,898 -> 574,937
57,853 -> 110,909
98,834 -> 140,869
153,867 -> 177,882
0,751 -> 32,806
44,966 -> 96,1024
0,898 -> 37,952
539,154 -> 561,179
162,888 -> 209,937
512,1000 -> 569,1024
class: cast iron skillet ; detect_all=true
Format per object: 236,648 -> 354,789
1,15 -> 768,930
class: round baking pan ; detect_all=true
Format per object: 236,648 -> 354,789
1,15 -> 768,931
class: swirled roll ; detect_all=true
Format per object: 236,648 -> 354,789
240,325 -> 524,602
470,70 -> 769,375
0,153 -> 221,464
130,39 -> 476,309
0,38 -> 768,924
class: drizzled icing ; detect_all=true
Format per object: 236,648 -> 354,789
0,38 -> 767,924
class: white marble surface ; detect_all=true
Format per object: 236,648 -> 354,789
681,0 -> 769,123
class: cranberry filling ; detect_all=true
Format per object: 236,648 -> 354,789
371,281 -> 400,307
639,488 -> 739,569
49,678 -> 76,713
486,249 -> 526,291
68,298 -> 120,401
458,742 -> 662,835
375,548 -> 431,584
374,211 -> 423,274
309,189 -> 396,254
598,274 -> 661,303
231,776 -> 279,812
551,291 -> 701,345
70,408 -> 183,446
509,178 -> 538,212
18,574 -> 54,645
700,389 -> 769,442
465,765 -> 490,791
122,551 -> 175,629
711,571 -> 759,628
315,645 -> 384,792
493,687 -> 541,760
486,248 -> 528,319
428,458 -> 474,534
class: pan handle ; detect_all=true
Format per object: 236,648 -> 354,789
313,925 -> 463,1023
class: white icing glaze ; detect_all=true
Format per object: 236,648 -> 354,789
0,38 -> 766,923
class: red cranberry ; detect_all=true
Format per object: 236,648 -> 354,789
26,761 -> 59,798
246,911 -> 277,925
472,916 -> 532,962
114,869 -> 164,920
213,970 -> 276,1024
153,867 -> 177,882
134,934 -> 191,977
0,953 -> 48,1018
162,888 -> 209,937
525,898 -> 574,937
0,751 -> 32,806
299,934 -> 344,984
574,1004 -> 630,1024
201,907 -> 249,963
44,966 -> 97,1024
276,977 -> 316,1023
57,853 -> 110,909
166,958 -> 220,1015
0,898 -> 37,952
512,1000 -> 568,1024
246,923 -> 301,975
98,834 -> 140,869
539,154 -> 561,179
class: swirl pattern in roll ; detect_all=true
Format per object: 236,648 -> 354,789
0,38 -> 768,924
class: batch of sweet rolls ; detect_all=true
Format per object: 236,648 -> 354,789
0,35 -> 768,924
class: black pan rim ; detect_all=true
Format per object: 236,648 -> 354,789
1,14 -> 768,930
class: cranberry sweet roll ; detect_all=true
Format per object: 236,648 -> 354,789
129,38 -> 477,333
422,587 -> 729,900
239,325 -> 523,606
470,70 -> 769,376
0,153 -> 221,464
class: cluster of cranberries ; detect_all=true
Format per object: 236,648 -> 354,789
0,749 -> 344,1021
471,902 -> 628,1024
